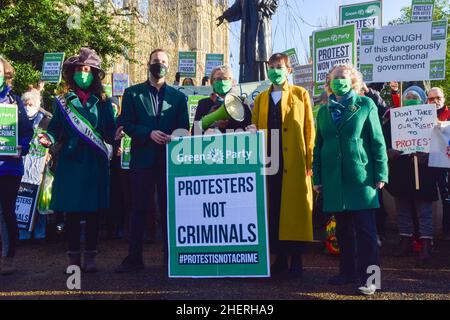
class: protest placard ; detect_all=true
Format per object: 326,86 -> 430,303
41,52 -> 65,83
429,122 -> 450,168
283,48 -> 300,68
187,95 -> 209,127
120,134 -> 132,170
179,51 -> 197,78
205,54 -> 224,78
339,0 -> 382,45
360,20 -> 448,82
293,64 -> 313,92
112,73 -> 129,96
313,24 -> 357,96
167,132 -> 269,278
15,183 -> 41,231
390,104 -> 437,154
411,0 -> 435,23
0,103 -> 18,156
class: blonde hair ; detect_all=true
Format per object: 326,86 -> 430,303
210,64 -> 233,83
0,56 -> 15,87
327,64 -> 363,95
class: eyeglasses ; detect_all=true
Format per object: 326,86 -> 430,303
428,96 -> 444,101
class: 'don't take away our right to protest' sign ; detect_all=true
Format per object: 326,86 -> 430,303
390,104 -> 437,154
0,103 -> 18,156
359,20 -> 448,83
313,24 -> 357,96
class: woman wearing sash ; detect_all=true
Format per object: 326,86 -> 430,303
0,56 -> 33,275
39,48 -> 118,272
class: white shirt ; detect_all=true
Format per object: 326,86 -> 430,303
270,91 -> 282,105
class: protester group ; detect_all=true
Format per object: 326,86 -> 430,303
0,43 -> 449,296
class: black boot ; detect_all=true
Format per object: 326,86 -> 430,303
270,254 -> 288,276
289,254 -> 303,279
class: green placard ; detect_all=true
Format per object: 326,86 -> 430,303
205,54 -> 224,78
41,52 -> 65,83
188,95 -> 209,127
339,1 -> 382,26
0,103 -> 18,156
411,0 -> 435,22
103,84 -> 113,98
313,24 -> 357,96
120,134 -> 132,170
179,52 -> 197,78
167,132 -> 269,278
282,48 -> 300,68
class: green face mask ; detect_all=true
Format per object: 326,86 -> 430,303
404,99 -> 422,106
0,75 -> 5,89
330,79 -> 353,96
213,80 -> 233,96
268,68 -> 287,86
73,71 -> 94,90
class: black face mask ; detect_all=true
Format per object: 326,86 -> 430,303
149,63 -> 168,80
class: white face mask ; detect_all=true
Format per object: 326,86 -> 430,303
26,105 -> 39,118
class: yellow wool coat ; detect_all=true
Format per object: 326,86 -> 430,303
252,81 -> 315,242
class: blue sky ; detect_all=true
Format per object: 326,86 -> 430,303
227,0 -> 413,75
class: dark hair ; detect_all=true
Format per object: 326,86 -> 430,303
202,76 -> 209,86
148,48 -> 168,64
0,56 -> 15,87
268,53 -> 291,68
63,65 -> 104,98
175,72 -> 181,82
182,77 -> 195,86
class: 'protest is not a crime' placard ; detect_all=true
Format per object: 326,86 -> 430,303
360,20 -> 448,83
313,24 -> 357,96
390,104 -> 437,154
167,132 -> 269,278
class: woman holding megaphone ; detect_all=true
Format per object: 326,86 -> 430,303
193,65 -> 251,135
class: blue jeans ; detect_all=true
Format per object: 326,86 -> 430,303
395,197 -> 433,239
335,210 -> 380,282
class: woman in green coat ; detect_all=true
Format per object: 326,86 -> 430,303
312,64 -> 388,295
39,48 -> 118,272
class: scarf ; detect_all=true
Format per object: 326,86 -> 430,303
328,90 -> 355,125
74,87 -> 92,106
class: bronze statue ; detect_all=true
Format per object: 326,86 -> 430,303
217,0 -> 279,83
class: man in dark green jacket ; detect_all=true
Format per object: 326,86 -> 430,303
116,49 -> 189,273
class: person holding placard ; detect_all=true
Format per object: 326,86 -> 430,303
383,89 -> 438,263
428,87 -> 450,241
115,49 -> 189,273
313,64 -> 388,295
38,48 -> 119,273
0,56 -> 33,275
250,53 -> 315,279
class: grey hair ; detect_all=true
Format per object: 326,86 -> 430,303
21,90 -> 41,108
210,64 -> 233,83
428,87 -> 445,97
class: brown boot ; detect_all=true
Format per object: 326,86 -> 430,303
394,236 -> 412,257
0,257 -> 16,275
83,251 -> 98,273
419,238 -> 432,264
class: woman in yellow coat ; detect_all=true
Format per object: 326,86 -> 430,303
248,53 -> 315,278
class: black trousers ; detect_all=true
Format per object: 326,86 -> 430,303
0,175 -> 22,257
65,212 -> 100,252
128,162 -> 166,264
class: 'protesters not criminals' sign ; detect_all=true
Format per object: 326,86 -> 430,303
167,132 -> 269,278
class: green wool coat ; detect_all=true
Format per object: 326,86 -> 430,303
118,82 -> 190,169
46,92 -> 117,213
312,94 -> 388,213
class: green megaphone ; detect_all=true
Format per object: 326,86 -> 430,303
200,93 -> 249,130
